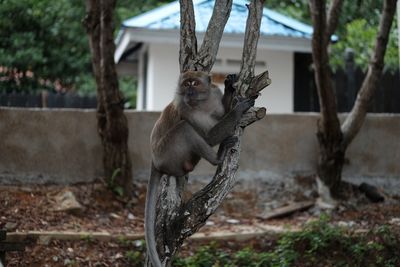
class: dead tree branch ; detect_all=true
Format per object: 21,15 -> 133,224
197,0 -> 233,72
150,0 -> 270,266
236,0 -> 265,96
179,0 -> 198,72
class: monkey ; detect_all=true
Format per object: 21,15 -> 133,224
145,71 -> 254,267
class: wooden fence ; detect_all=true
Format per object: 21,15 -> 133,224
294,52 -> 400,113
0,92 -> 97,109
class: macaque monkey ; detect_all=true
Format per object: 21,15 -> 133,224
145,71 -> 254,267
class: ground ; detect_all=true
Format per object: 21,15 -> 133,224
1,178 -> 399,266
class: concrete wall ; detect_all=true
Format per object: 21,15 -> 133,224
144,43 -> 293,113
1,108 -> 399,185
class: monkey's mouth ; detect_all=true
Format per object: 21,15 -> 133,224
184,97 -> 199,107
187,100 -> 198,107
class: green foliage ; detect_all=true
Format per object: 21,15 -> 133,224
126,250 -> 144,266
172,215 -> 400,267
118,219 -> 400,267
0,0 -> 139,103
80,234 -> 95,244
266,0 -> 399,70
0,0 -> 91,92
119,76 -> 137,109
106,168 -> 124,197
119,238 -> 146,266
330,19 -> 399,71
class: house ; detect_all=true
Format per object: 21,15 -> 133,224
115,0 -> 316,112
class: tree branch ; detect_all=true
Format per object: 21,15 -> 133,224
309,0 -> 341,137
341,0 -> 397,147
236,0 -> 265,96
326,0 -> 343,38
152,1 -> 269,265
197,0 -> 233,72
172,0 -> 267,252
179,0 -> 198,72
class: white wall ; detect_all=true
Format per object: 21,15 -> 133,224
143,43 -> 294,113
146,44 -> 180,110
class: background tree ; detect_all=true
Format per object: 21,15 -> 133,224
146,0 -> 269,265
267,0 -> 399,70
0,0 -> 90,92
308,0 -> 397,204
0,0 -> 157,107
84,0 -> 133,196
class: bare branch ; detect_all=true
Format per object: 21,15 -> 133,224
153,1 -> 270,265
247,70 -> 271,97
326,0 -> 343,38
239,107 -> 267,127
236,0 -> 265,96
173,0 -> 267,244
197,0 -> 233,72
179,0 -> 198,72
341,0 -> 397,147
309,0 -> 341,137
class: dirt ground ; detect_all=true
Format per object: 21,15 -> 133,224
1,179 -> 400,266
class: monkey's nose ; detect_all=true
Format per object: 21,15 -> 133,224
187,88 -> 195,97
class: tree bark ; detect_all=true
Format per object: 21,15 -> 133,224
179,0 -> 234,72
147,0 -> 269,266
308,0 -> 396,202
309,0 -> 344,200
84,0 -> 133,196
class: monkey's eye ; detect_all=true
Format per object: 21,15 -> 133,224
192,81 -> 199,86
184,81 -> 191,87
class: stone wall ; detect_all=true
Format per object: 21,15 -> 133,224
0,108 -> 399,185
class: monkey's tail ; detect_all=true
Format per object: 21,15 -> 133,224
145,163 -> 163,267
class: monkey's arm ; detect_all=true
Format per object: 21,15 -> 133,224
186,97 -> 254,147
207,98 -> 254,146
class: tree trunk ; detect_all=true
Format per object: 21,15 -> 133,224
309,0 -> 396,204
84,0 -> 133,196
147,0 -> 269,266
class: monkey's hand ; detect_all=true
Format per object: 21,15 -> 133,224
224,74 -> 238,92
233,97 -> 255,115
217,136 -> 238,160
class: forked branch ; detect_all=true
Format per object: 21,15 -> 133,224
152,0 -> 270,265
175,0 -> 268,256
179,0 -> 198,72
197,0 -> 233,72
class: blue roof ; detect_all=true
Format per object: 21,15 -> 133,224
123,0 -> 314,39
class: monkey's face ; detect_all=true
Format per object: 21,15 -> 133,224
179,77 -> 210,107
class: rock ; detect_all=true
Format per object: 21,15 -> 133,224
337,221 -> 356,228
389,217 -> 400,225
4,222 -> 17,231
127,213 -> 135,220
226,219 -> 240,224
109,213 -> 121,219
205,221 -> 215,226
53,190 -> 84,214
